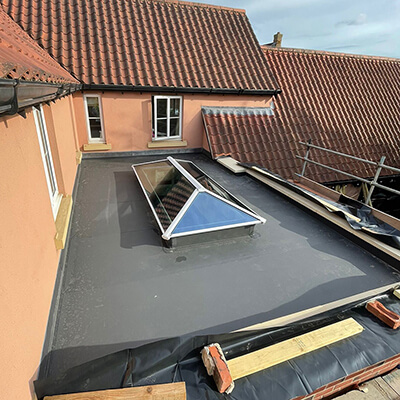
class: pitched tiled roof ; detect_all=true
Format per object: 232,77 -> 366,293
0,0 -> 279,92
203,47 -> 400,183
0,6 -> 77,83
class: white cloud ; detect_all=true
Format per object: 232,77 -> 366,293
336,13 -> 367,26
190,0 -> 400,58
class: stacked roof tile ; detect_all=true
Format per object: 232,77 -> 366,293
204,47 -> 400,182
0,0 -> 279,92
0,6 -> 77,83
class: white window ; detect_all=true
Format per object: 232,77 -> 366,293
33,105 -> 62,218
84,95 -> 105,143
153,96 -> 182,140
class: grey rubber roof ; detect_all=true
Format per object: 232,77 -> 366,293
40,153 -> 400,378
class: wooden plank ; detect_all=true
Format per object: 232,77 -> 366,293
295,174 -> 400,230
83,143 -> 112,151
245,168 -> 400,262
382,368 -> 400,396
54,195 -> 73,250
227,318 -> 363,381
295,175 -> 341,202
76,150 -> 82,165
314,197 -> 361,222
217,157 -> 246,174
44,382 -> 186,400
337,377 -> 399,399
234,282 -> 400,332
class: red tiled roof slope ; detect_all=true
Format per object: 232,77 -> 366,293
0,6 -> 77,83
0,0 -> 279,91
204,47 -> 400,182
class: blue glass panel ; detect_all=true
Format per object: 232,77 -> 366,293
172,192 -> 258,235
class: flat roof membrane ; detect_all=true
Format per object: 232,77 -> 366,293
42,154 -> 400,378
132,157 -> 265,240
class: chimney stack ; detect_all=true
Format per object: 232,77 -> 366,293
273,32 -> 283,48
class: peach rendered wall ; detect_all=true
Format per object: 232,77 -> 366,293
73,91 -> 273,152
0,96 -> 78,400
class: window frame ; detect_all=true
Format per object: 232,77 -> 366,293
33,105 -> 62,219
84,94 -> 105,144
153,95 -> 182,141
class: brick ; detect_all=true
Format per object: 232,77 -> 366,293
208,345 -> 233,393
366,301 -> 400,329
333,380 -> 353,392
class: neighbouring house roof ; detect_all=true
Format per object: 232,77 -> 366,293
0,6 -> 77,83
203,47 -> 400,183
0,0 -> 280,93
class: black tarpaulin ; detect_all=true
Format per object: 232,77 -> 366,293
35,294 -> 400,400
239,163 -> 400,251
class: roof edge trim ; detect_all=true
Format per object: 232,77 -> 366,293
0,79 -> 82,116
83,84 -> 281,96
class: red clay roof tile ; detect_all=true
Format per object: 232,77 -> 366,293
0,0 -> 279,91
203,47 -> 400,183
0,6 -> 77,83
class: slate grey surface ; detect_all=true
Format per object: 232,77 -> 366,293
42,154 -> 400,377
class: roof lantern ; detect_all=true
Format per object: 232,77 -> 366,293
132,157 -> 265,243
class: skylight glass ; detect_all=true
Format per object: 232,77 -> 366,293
134,160 -> 195,230
132,157 -> 265,241
172,192 -> 259,235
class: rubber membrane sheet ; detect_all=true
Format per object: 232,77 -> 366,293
239,163 -> 400,250
35,293 -> 400,400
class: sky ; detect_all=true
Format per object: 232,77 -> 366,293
192,0 -> 400,58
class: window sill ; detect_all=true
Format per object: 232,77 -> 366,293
147,140 -> 187,149
83,143 -> 112,151
54,195 -> 73,250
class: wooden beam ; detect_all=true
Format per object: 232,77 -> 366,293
338,378 -> 399,399
217,157 -> 246,174
295,175 -> 341,202
43,382 -> 186,400
227,318 -> 363,381
296,175 -> 400,231
76,150 -> 82,165
54,195 -> 73,250
245,168 -> 400,262
382,368 -> 400,396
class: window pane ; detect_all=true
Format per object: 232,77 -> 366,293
157,98 -> 167,118
169,118 -> 180,137
170,98 -> 180,117
172,192 -> 258,234
157,119 -> 167,137
89,119 -> 102,138
134,161 -> 196,230
179,161 -> 253,212
87,97 -> 100,117
45,155 -> 57,196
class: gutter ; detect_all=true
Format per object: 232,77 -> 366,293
83,83 -> 282,96
0,79 -> 82,116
